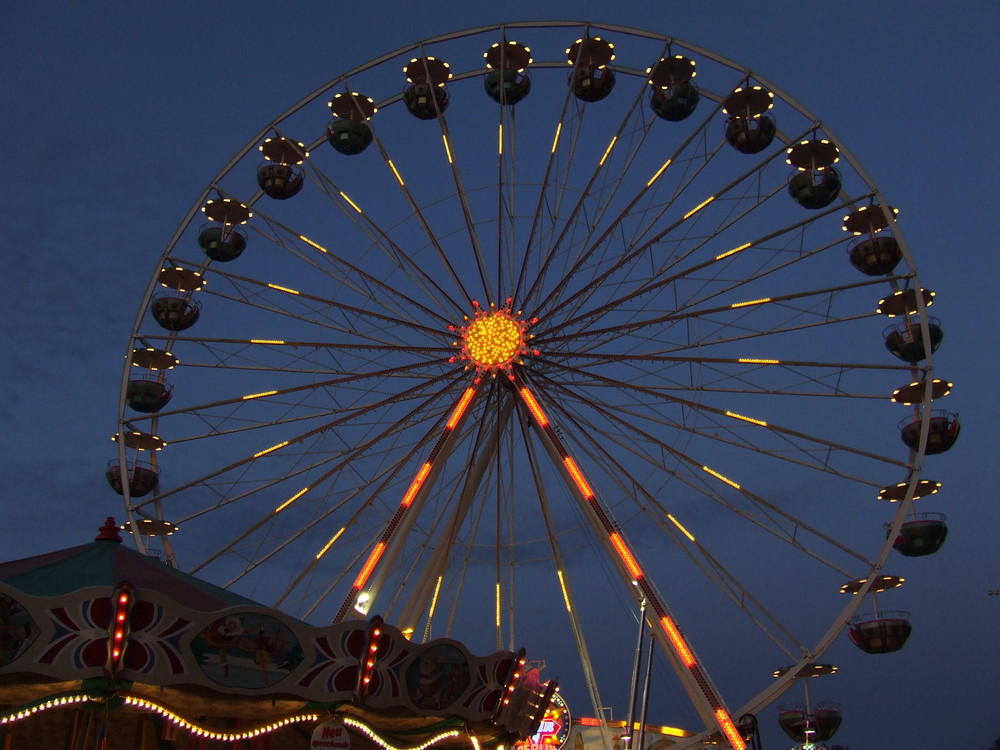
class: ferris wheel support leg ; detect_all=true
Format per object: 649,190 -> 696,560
510,371 -> 746,750
331,379 -> 483,624
395,399 -> 514,636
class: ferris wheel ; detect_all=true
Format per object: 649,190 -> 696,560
110,22 -> 956,750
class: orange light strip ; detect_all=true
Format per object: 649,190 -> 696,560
353,541 -> 386,589
563,456 -> 594,499
716,709 -> 747,750
447,387 -> 477,429
402,463 -> 432,507
519,387 -> 549,426
659,615 -> 696,668
610,533 -> 643,580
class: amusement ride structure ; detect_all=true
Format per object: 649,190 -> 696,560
85,21 -> 959,749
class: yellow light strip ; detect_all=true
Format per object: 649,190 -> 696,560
498,124 -> 503,155
353,541 -> 386,589
253,440 -> 289,458
243,389 -> 278,400
667,514 -> 695,542
519,387 -> 549,426
563,456 -> 594,499
682,195 -> 715,220
659,615 -> 696,667
599,136 -> 617,166
340,190 -> 363,213
442,134 -> 453,164
446,387 -> 476,429
315,527 -> 345,559
402,463 -> 433,507
716,709 -> 747,750
609,532 -> 642,579
387,160 -> 405,186
250,339 -> 285,345
715,242 -> 752,261
340,716 -> 461,750
427,575 -> 443,622
556,569 -> 573,613
120,696 -> 319,742
299,235 -> 328,253
646,158 -> 672,187
275,486 -> 309,513
551,122 -> 562,153
496,582 -> 501,629
0,694 -> 91,725
730,297 -> 771,309
725,410 -> 768,427
703,466 -> 741,490
267,283 -> 300,295
737,357 -> 779,364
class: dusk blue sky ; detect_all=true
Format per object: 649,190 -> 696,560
2,3 -> 996,749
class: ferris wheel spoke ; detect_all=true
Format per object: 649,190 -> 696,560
511,371 -> 745,743
539,274 -> 899,347
331,377 -> 484,623
514,414 -> 611,727
532,121 -> 817,322
531,392 -> 810,659
543,356 -> 907,469
135,368 -> 464,514
238,208 -> 460,328
296,159 -> 469,317
537,374 -> 872,576
189,372 -> 472,589
549,198 -> 863,339
517,78 -> 652,313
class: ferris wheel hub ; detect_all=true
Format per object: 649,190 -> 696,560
450,299 -> 537,375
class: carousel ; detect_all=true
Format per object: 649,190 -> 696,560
0,519 -> 554,749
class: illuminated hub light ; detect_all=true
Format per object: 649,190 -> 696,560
450,299 -> 537,375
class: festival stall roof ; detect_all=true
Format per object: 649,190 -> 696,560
0,520 -> 554,749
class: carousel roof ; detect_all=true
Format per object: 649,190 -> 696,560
0,519 -> 259,611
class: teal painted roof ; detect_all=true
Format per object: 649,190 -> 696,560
0,537 -> 261,612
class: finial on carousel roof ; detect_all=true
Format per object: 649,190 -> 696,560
96,516 -> 123,543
